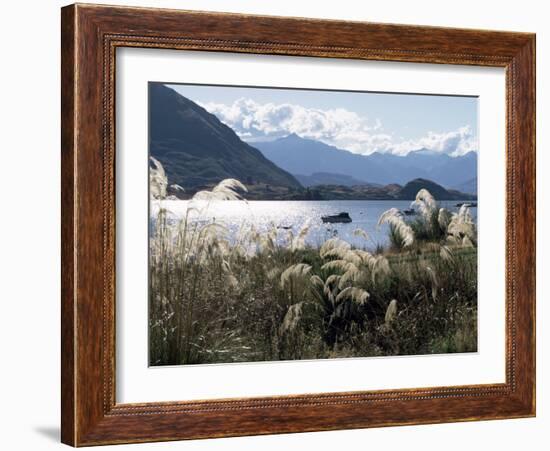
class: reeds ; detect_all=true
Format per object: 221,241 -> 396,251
377,208 -> 414,248
149,161 -> 478,364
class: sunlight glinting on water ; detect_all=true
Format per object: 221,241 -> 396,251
151,199 -> 477,250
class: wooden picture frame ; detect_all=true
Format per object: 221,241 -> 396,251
61,3 -> 536,446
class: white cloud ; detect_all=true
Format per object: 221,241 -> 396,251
391,126 -> 477,156
200,98 -> 477,156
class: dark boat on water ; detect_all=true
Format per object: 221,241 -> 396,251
403,208 -> 417,216
456,202 -> 478,208
321,212 -> 352,223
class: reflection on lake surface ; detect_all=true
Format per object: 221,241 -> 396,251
152,200 -> 477,250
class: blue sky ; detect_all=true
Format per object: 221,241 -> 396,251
167,83 -> 478,156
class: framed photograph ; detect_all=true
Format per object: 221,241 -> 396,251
61,4 -> 536,446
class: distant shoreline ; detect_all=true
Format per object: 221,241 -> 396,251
165,196 -> 478,202
166,180 -> 477,202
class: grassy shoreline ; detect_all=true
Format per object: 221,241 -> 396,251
150,241 -> 477,365
148,160 -> 478,366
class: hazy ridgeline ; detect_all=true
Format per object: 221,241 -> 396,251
149,158 -> 478,366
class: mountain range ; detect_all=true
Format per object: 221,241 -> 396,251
295,172 -> 375,187
295,178 -> 475,202
149,84 -> 476,200
149,84 -> 301,191
452,177 -> 477,195
254,134 -> 477,188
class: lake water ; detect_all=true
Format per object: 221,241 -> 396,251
153,200 -> 477,250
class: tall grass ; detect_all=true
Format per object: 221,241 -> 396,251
149,159 -> 478,365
